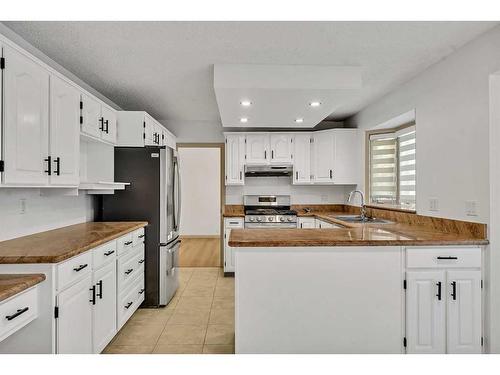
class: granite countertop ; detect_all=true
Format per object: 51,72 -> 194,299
0,274 -> 46,302
229,208 -> 488,247
0,222 -> 148,264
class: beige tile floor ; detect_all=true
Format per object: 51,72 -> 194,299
103,267 -> 235,354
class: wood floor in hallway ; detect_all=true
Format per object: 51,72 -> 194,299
179,237 -> 221,267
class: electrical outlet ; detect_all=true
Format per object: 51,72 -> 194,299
429,198 -> 439,212
466,200 -> 478,216
19,198 -> 26,214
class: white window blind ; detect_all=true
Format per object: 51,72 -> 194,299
397,126 -> 416,209
368,125 -> 416,209
369,133 -> 397,204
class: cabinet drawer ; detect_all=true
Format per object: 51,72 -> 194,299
116,233 -> 134,256
93,240 -> 117,270
132,228 -> 145,246
117,276 -> 143,329
57,251 -> 93,290
0,287 -> 38,342
225,218 -> 244,228
117,245 -> 145,292
406,247 -> 481,269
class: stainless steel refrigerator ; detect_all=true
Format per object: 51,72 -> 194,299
100,146 -> 181,307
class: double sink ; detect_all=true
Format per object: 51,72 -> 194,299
332,215 -> 394,225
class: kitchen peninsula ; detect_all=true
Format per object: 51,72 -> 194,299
229,206 -> 488,354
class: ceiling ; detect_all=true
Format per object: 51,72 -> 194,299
3,21 -> 497,128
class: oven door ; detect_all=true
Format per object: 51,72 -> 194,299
245,222 -> 298,229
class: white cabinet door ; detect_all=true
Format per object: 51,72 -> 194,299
101,105 -> 117,144
80,93 -> 102,139
406,270 -> 446,354
298,217 -> 315,229
246,134 -> 269,165
224,219 -> 244,272
56,275 -> 93,354
446,270 -> 482,354
332,129 -> 358,184
143,115 -> 155,146
49,75 -> 80,186
315,219 -> 342,229
93,261 -> 117,353
270,133 -> 293,164
2,45 -> 50,185
293,133 -> 311,184
225,135 -> 245,185
312,130 -> 335,183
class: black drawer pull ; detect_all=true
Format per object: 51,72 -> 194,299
125,268 -> 134,275
138,259 -> 145,264
436,281 -> 442,301
44,156 -> 52,175
437,256 -> 458,260
6,307 -> 29,321
124,241 -> 133,246
104,250 -> 115,256
451,281 -> 457,300
97,280 -> 103,299
73,264 -> 88,272
139,288 -> 145,295
125,302 -> 133,309
229,221 -> 239,225
90,285 -> 96,305
138,234 -> 145,238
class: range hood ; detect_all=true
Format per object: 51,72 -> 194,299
245,165 -> 293,177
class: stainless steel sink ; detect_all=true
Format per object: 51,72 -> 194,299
334,215 -> 394,224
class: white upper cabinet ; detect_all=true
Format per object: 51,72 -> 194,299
116,111 -> 173,148
2,44 -> 50,186
49,75 -> 80,186
225,134 -> 245,185
311,130 -> 335,183
80,93 -> 102,139
100,105 -> 117,144
332,129 -> 358,185
245,133 -> 269,165
143,115 -> 156,146
270,133 -> 293,164
293,133 -> 311,184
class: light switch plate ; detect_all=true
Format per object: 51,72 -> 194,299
466,200 -> 478,216
429,198 -> 439,212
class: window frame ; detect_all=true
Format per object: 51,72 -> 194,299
365,122 -> 416,213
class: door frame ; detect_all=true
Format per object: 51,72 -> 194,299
176,143 -> 225,267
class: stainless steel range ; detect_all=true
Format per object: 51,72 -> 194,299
244,195 -> 297,228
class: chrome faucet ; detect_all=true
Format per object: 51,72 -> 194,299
348,190 -> 367,221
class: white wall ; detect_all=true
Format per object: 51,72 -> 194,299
179,147 -> 221,236
346,25 -> 500,224
0,189 -> 96,241
226,177 -> 353,205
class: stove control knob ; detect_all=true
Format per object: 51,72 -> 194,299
287,217 -> 293,222
256,217 -> 262,222
269,217 -> 274,222
280,217 -> 285,222
249,217 -> 255,222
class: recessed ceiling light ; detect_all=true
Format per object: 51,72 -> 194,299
240,117 -> 248,123
295,118 -> 304,123
309,101 -> 321,107
240,100 -> 252,107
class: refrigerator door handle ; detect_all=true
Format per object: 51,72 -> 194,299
173,154 -> 181,232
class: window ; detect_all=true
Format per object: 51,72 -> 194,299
368,125 -> 416,210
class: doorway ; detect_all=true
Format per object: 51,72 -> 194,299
177,144 -> 224,267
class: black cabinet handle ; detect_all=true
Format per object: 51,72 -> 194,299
138,259 -> 145,264
124,241 -> 133,246
264,150 -> 267,159
5,307 -> 29,321
104,250 -> 115,256
451,281 -> 457,300
229,221 -> 239,225
104,119 -> 109,134
296,171 -> 298,180
239,171 -> 242,180
271,150 -> 274,159
73,264 -> 88,272
54,157 -> 61,176
44,156 -> 52,175
125,268 -> 134,275
436,281 -> 442,301
97,280 -> 103,299
125,301 -> 133,309
300,223 -> 303,228
437,256 -> 458,260
330,169 -> 333,179
138,234 -> 145,239
90,285 -> 96,305
99,117 -> 104,131
139,288 -> 145,295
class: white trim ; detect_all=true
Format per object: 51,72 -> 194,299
372,109 -> 416,131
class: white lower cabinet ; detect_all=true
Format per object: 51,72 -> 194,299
224,218 -> 244,273
315,219 -> 343,229
405,247 -> 482,354
56,274 -> 93,354
92,260 -> 117,354
297,217 -> 315,228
